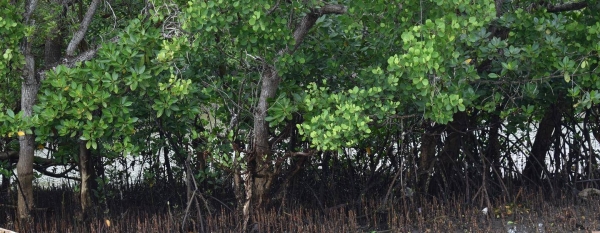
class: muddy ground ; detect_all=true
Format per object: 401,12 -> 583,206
0,184 -> 599,233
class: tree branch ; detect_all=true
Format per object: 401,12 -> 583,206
66,0 -> 100,56
0,150 -> 65,166
0,151 -> 19,160
285,151 -> 314,157
23,0 -> 38,24
291,4 -> 346,53
34,165 -> 80,181
40,36 -> 119,80
547,1 -> 587,13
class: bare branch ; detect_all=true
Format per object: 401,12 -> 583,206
547,1 -> 587,13
66,0 -> 101,56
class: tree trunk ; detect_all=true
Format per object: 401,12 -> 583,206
17,0 -> 39,220
248,4 -> 347,208
485,110 -> 502,185
437,111 -> 469,193
251,64 -> 279,207
158,130 -> 174,184
522,103 -> 562,182
417,122 -> 440,194
78,140 -> 97,220
17,134 -> 35,221
44,30 -> 63,69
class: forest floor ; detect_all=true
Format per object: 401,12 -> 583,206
0,184 -> 599,232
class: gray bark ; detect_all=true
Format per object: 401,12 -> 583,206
66,0 -> 100,56
17,0 -> 39,220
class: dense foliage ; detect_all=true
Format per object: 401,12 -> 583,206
1,0 -> 600,230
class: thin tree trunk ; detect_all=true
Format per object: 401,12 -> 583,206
17,0 -> 39,221
484,113 -> 502,180
164,146 -> 173,184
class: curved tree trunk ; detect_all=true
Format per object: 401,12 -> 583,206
522,103 -> 562,182
248,4 -> 347,208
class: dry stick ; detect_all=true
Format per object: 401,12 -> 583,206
474,135 -> 507,206
207,195 -> 233,212
166,201 -> 175,232
181,161 -> 209,233
484,155 -> 510,200
306,185 -> 326,214
528,153 -> 556,197
190,164 -> 212,221
181,187 -> 196,232
582,113 -> 596,184
383,124 -> 406,208
382,167 -> 402,208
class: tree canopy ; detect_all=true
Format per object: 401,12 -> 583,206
1,0 -> 599,230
